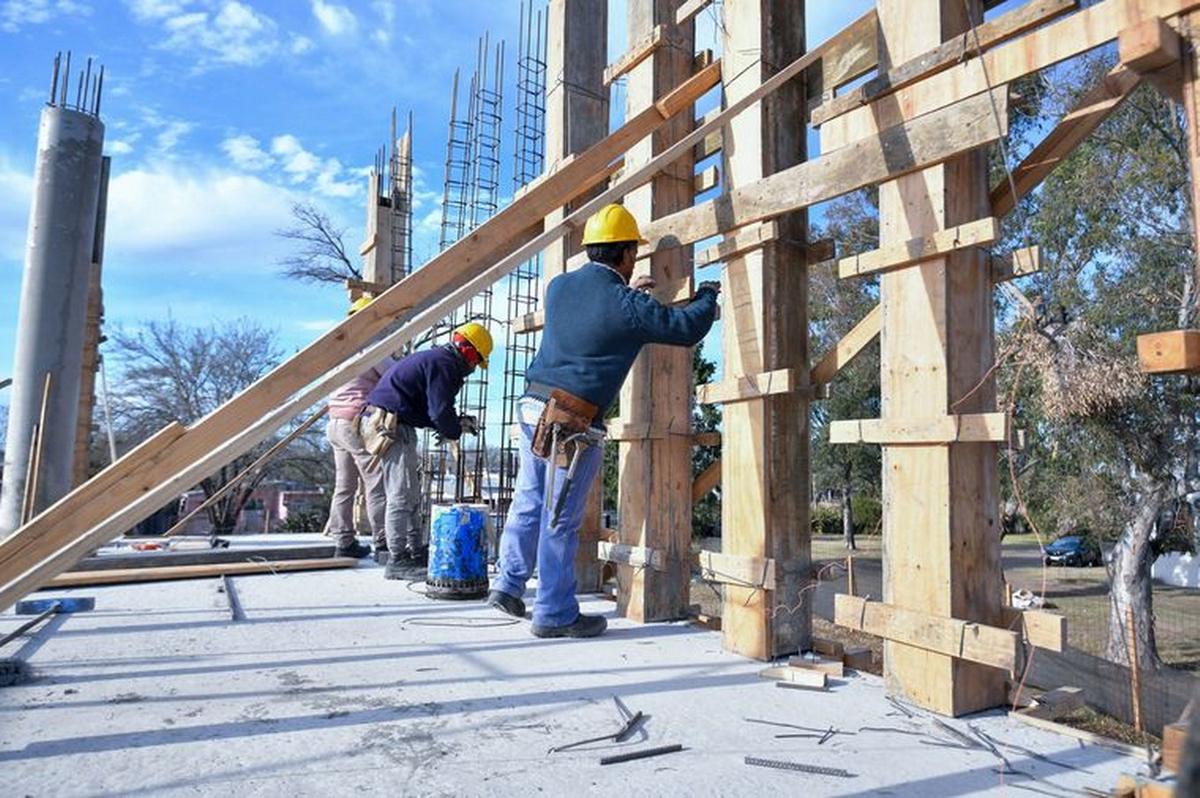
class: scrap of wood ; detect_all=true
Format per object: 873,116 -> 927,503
1114,774 -> 1176,798
834,594 -> 1021,672
71,544 -> 338,572
1138,329 -> 1200,374
1018,686 -> 1085,720
693,164 -> 719,194
604,24 -> 667,86
692,431 -> 721,447
843,647 -> 874,671
1120,16 -> 1183,73
811,0 -> 1078,126
597,542 -> 665,572
1162,721 -> 1187,772
788,656 -> 845,678
642,89 -> 1009,256
696,368 -> 800,405
829,413 -> 1009,445
812,636 -> 845,658
1001,606 -> 1067,651
691,459 -> 721,504
759,666 -> 827,689
1009,711 -> 1148,757
697,550 -> 776,590
838,218 -> 1000,279
990,246 -> 1042,282
47,557 -> 358,588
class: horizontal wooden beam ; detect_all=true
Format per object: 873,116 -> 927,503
47,557 -> 358,588
1137,329 -> 1200,373
697,550 -> 776,590
692,459 -> 721,503
990,246 -> 1041,282
696,368 -> 800,404
1119,16 -> 1182,73
838,218 -> 1000,279
676,0 -> 710,25
829,412 -> 1009,444
835,594 -> 1021,672
810,305 -> 881,387
597,542 -> 665,572
993,65 -> 1142,217
642,89 -> 1008,256
692,431 -> 720,447
1001,606 -> 1067,652
811,0 -> 1077,127
693,222 -> 779,268
821,0 -> 1200,151
805,9 -> 879,104
604,24 -> 667,86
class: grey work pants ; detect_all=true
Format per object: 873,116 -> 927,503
380,422 -> 422,554
326,417 -> 387,547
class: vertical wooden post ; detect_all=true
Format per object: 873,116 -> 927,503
847,555 -> 856,597
716,0 -> 810,658
1127,605 -> 1143,733
545,0 -> 609,592
870,0 -> 1005,714
617,0 -> 696,622
1183,13 -> 1200,317
73,156 -> 109,488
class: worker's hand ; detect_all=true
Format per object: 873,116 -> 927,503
696,280 -> 722,299
459,414 -> 480,436
631,274 -> 657,292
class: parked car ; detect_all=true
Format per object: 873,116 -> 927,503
1044,534 -> 1103,567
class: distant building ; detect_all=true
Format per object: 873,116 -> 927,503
175,480 -> 327,535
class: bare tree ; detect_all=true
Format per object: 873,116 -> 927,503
108,318 -> 328,535
276,202 -> 360,284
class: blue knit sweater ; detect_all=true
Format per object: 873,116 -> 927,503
366,344 -> 469,439
525,262 -> 718,413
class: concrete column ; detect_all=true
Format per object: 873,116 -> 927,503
0,105 -> 105,534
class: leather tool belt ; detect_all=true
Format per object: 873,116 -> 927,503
358,405 -> 401,470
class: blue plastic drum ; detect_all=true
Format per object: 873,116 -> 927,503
425,504 -> 490,600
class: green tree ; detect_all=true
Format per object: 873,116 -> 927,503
692,347 -> 721,536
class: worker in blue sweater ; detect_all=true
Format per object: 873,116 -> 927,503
361,322 -> 493,580
488,204 -> 720,638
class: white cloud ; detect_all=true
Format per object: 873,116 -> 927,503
311,0 -> 356,36
290,34 -> 314,55
154,120 -> 192,153
106,165 -> 295,261
268,134 -> 358,198
221,134 -> 271,171
370,0 -> 393,45
0,0 -> 90,32
130,1 -> 281,69
107,140 -> 134,155
124,0 -> 182,21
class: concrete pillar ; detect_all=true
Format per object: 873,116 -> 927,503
0,105 -> 105,534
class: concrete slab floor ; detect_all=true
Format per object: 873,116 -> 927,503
0,562 -> 1153,797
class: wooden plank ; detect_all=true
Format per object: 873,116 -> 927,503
812,636 -> 845,658
510,309 -> 544,335
838,218 -> 1000,279
1018,686 -> 1085,719
1137,330 -> 1200,373
804,9 -> 880,104
597,542 -> 666,572
47,557 -> 357,588
821,0 -> 1200,151
811,0 -> 1078,127
844,647 -> 874,671
1009,711 -> 1149,756
675,0 -> 710,26
696,368 -> 798,404
788,655 -> 845,678
697,550 -> 776,590
834,594 -> 1020,673
693,119 -> 722,161
990,246 -> 1041,282
810,305 -> 881,387
1184,10 -> 1200,306
693,222 -> 779,268
759,665 -> 827,688
993,64 -> 1143,217
1162,722 -> 1187,772
641,89 -> 1009,255
691,459 -> 721,504
1001,606 -> 1067,652
1114,775 -> 1176,798
693,164 -> 719,193
71,544 -> 337,571
692,431 -> 720,447
1119,16 -> 1183,73
604,24 -> 667,86
0,64 -> 724,613
830,413 -> 1008,445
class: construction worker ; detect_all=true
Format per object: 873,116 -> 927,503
488,204 -> 720,638
324,296 -> 392,559
361,321 -> 492,580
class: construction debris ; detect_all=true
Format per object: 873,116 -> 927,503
599,744 -> 683,766
744,756 -> 856,778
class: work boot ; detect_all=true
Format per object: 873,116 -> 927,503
531,613 -> 607,639
383,556 -> 408,580
487,590 -> 526,619
335,538 -> 372,559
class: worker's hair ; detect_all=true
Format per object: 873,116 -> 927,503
586,241 -> 637,267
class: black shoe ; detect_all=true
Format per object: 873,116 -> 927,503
335,539 -> 372,559
487,590 -> 526,619
531,613 -> 607,639
383,560 -> 407,580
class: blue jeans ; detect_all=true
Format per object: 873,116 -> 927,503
493,399 -> 603,627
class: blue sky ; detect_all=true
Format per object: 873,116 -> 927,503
0,0 -> 903,440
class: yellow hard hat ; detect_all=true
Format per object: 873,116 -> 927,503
581,203 -> 648,245
452,321 -> 493,368
348,296 -> 373,316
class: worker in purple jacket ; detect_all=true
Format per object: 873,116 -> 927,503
363,322 -> 493,579
324,296 -> 392,560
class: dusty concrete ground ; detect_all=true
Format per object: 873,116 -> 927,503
0,552 -> 1155,796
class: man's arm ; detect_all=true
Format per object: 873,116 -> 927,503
426,362 -> 464,440
623,284 -> 719,347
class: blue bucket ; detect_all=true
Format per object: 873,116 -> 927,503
426,504 -> 489,600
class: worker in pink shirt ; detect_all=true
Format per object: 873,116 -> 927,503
324,296 -> 394,559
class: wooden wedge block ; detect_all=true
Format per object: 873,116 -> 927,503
759,666 -> 828,689
1119,16 -> 1182,75
789,656 -> 845,678
812,636 -> 845,658
843,646 -> 874,671
1162,721 -> 1188,773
